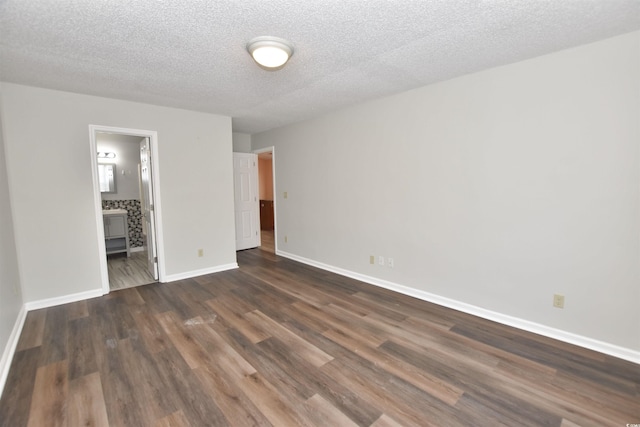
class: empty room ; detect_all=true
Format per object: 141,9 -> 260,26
0,1 -> 639,426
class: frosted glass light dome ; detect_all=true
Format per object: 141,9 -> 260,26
247,36 -> 293,70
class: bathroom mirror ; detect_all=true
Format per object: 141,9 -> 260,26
98,163 -> 117,193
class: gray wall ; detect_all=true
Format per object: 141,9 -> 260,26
0,95 -> 24,388
1,83 -> 237,302
232,132 -> 252,152
253,31 -> 640,351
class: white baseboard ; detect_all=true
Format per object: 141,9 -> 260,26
130,246 -> 144,253
163,263 -> 238,283
276,250 -> 640,364
24,288 -> 104,311
0,305 -> 27,400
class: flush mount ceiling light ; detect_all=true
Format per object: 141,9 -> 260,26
247,36 -> 293,70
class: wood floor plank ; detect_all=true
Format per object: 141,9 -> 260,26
193,361 -> 272,426
172,277 -> 218,302
16,310 -> 46,351
155,311 -> 211,369
27,361 -> 68,427
379,339 -> 563,425
65,299 -> 89,320
293,300 -> 386,348
322,328 -> 463,406
67,372 -> 109,427
451,322 -> 639,394
151,346 -> 230,427
0,347 -> 40,427
117,286 -> 147,306
552,369 -> 640,419
67,316 -> 98,380
88,296 -> 122,350
209,289 -> 257,314
494,360 -> 639,425
95,344 -> 146,427
223,325 -> 383,426
90,304 -> 146,427
154,283 -> 202,320
153,410 -> 190,427
131,306 -> 173,354
370,414 -> 405,427
303,393 -> 359,427
245,309 -> 334,367
243,265 -> 339,306
192,272 -> 240,295
38,306 -> 68,366
107,292 -> 138,339
321,357 -> 465,427
238,371 -> 311,427
186,318 -> 258,380
135,284 -> 175,314
206,297 -> 271,343
118,337 -> 178,424
231,270 -> 299,306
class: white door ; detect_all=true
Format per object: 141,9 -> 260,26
140,138 -> 159,279
233,153 -> 260,250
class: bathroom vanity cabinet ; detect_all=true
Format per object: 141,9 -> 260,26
103,209 -> 130,257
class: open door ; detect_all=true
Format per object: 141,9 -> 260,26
233,152 -> 260,250
140,137 -> 159,280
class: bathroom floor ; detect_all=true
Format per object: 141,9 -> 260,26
108,250 -> 155,290
108,232 -> 274,291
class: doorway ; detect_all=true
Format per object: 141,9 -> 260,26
254,147 -> 276,254
89,125 -> 164,294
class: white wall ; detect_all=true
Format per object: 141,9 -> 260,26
1,83 -> 237,302
97,133 -> 144,201
0,98 -> 24,387
232,132 -> 252,152
253,31 -> 640,352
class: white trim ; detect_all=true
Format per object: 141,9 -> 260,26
89,125 -> 166,293
89,127 -> 109,295
253,146 -> 277,252
0,305 -> 27,399
24,289 -> 104,311
162,263 -> 239,283
130,246 -> 144,253
276,249 -> 640,364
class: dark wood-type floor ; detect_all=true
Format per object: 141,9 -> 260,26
1,248 -> 639,426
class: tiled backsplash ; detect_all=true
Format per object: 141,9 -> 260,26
102,199 -> 143,248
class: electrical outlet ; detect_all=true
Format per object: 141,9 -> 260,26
378,256 -> 384,266
198,249 -> 204,257
369,255 -> 375,264
388,258 -> 394,268
284,191 -> 288,199
553,294 -> 565,309
284,235 -> 288,243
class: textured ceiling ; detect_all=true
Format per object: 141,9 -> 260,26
1,1 -> 639,134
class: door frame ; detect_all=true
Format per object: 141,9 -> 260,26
253,146 -> 277,253
89,125 -> 165,294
